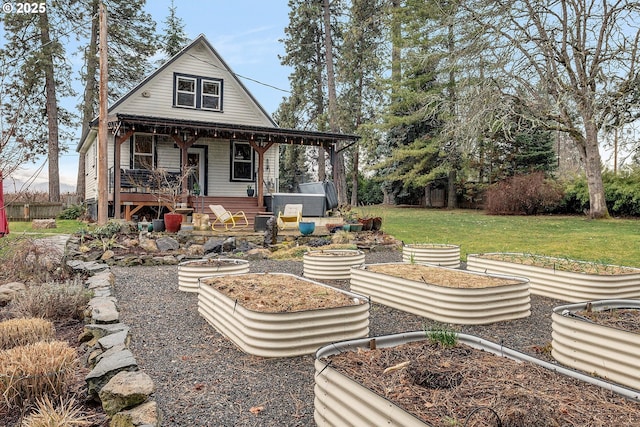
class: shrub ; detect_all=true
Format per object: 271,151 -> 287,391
21,395 -> 95,427
0,238 -> 72,284
57,204 -> 86,220
9,281 -> 91,321
0,341 -> 77,408
484,172 -> 564,215
0,318 -> 55,350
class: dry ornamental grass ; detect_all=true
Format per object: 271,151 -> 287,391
0,318 -> 55,350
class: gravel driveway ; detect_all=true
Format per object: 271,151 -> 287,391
112,251 -> 560,426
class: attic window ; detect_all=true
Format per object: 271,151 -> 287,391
174,73 -> 222,111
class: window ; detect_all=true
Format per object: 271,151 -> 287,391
175,76 -> 196,108
174,73 -> 222,111
231,141 -> 253,181
201,79 -> 220,110
133,134 -> 154,169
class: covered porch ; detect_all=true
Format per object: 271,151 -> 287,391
107,114 -> 359,223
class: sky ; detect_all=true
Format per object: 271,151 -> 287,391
3,1 -> 293,192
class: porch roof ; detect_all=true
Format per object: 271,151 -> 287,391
106,113 -> 359,148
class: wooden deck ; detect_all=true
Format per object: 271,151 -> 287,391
116,193 -> 270,228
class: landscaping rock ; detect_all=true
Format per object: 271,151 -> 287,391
89,296 -> 119,324
32,218 -> 56,229
85,349 -> 138,398
99,371 -> 155,416
156,236 -> 180,252
139,238 -> 158,253
110,401 -> 160,427
86,270 -> 115,288
0,281 -> 26,305
98,329 -> 130,350
203,237 -> 225,254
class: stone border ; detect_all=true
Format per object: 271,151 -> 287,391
68,254 -> 161,425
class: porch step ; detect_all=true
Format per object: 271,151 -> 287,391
187,196 -> 270,229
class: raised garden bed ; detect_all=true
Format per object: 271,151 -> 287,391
178,258 -> 249,293
466,252 -> 640,302
350,263 -> 530,324
402,243 -> 460,268
197,273 -> 369,357
314,331 -> 640,426
303,249 -> 365,280
552,299 -> 640,391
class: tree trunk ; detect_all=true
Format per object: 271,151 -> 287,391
322,0 -> 347,204
39,11 -> 60,202
77,0 -> 100,201
447,170 -> 457,209
583,122 -> 609,219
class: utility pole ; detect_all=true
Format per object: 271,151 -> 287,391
97,1 -> 108,224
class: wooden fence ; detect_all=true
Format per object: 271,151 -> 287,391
4,203 -> 65,221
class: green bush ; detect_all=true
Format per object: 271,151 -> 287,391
57,204 -> 85,220
555,169 -> 640,217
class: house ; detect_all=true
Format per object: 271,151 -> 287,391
77,34 -> 358,224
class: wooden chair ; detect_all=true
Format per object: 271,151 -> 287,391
277,204 -> 303,230
209,204 -> 249,231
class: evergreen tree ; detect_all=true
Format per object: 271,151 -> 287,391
159,0 -> 189,59
76,0 -> 158,199
2,6 -> 78,201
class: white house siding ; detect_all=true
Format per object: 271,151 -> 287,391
84,134 -> 98,201
110,40 -> 275,128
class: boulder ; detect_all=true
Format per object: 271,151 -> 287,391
89,296 -> 119,324
32,218 -> 56,229
85,349 -> 137,398
110,401 -> 160,427
99,371 -> 155,416
155,236 -> 179,252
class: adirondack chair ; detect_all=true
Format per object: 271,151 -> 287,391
277,204 -> 303,230
209,204 -> 249,231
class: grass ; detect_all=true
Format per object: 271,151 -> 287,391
6,220 -> 88,235
355,207 -> 640,267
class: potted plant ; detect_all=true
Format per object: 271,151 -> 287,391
246,184 -> 255,197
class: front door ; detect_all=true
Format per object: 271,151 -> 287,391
187,147 -> 205,195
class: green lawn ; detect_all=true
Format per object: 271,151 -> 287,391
3,211 -> 639,268
356,207 -> 640,267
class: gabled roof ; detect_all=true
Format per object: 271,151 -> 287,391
106,34 -> 276,126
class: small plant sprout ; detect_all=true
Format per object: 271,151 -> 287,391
424,323 -> 458,348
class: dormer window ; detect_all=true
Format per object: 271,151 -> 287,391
174,73 -> 223,111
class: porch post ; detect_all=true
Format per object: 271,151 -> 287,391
249,141 -> 274,208
113,129 -> 134,219
171,135 -> 199,204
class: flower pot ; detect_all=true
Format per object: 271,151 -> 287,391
303,249 -> 365,280
314,331 -> 640,426
342,223 -> 351,232
178,258 -> 250,292
467,252 -> 640,302
552,299 -> 640,391
197,273 -> 370,357
325,223 -> 343,233
164,212 -> 182,233
402,243 -> 461,268
299,221 -> 315,236
247,188 -> 255,197
348,223 -> 363,232
151,219 -> 165,232
350,263 -> 530,324
358,218 -> 373,231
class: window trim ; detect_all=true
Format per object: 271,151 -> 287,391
132,134 -> 155,170
173,73 -> 223,112
175,75 -> 196,108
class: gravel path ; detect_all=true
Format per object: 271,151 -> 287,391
112,251 -> 562,426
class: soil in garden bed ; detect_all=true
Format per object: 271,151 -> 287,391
576,308 -> 640,333
200,273 -> 363,312
366,264 -> 522,288
476,253 -> 638,275
325,340 -> 640,427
